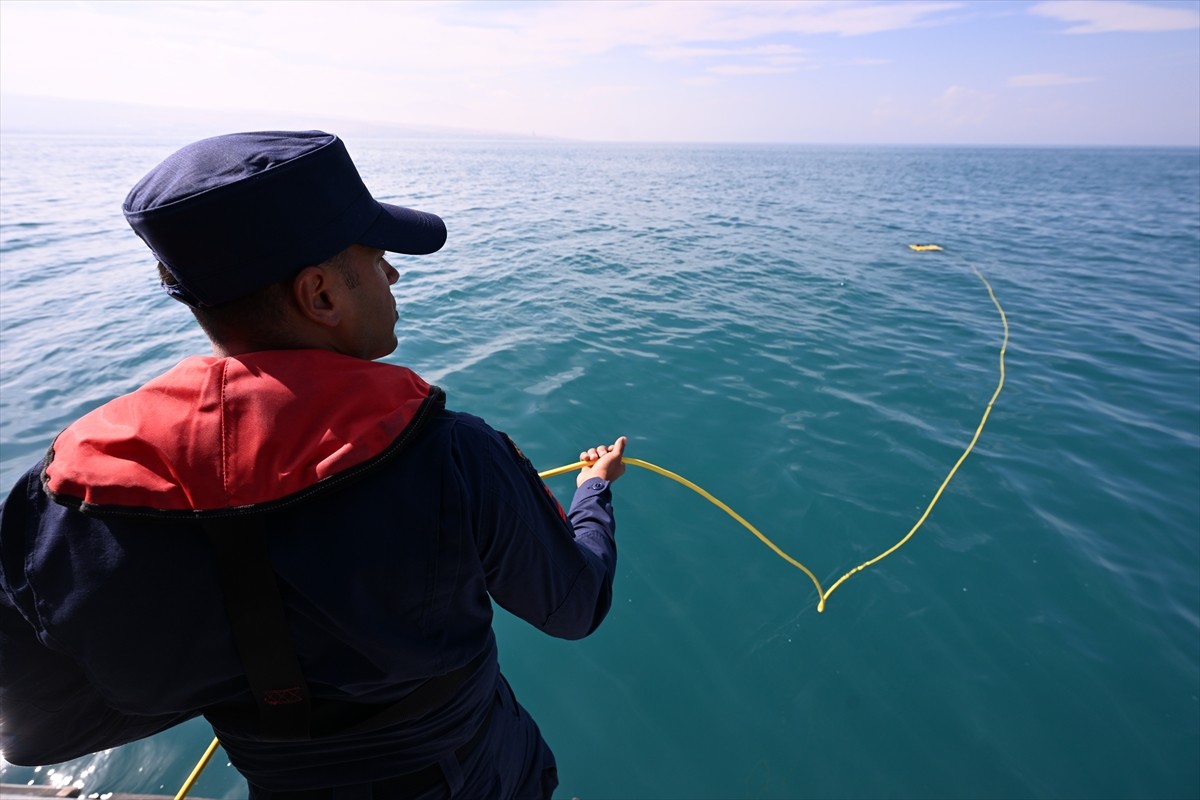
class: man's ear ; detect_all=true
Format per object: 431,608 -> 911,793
291,265 -> 343,327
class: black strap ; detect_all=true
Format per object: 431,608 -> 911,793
310,648 -> 487,737
205,514 -> 313,740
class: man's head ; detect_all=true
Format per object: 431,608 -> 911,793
124,131 -> 445,357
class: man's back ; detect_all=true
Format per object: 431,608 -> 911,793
1,349 -> 618,795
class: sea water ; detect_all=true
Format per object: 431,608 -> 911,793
1,136 -> 1197,799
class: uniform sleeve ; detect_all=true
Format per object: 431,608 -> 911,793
0,470 -> 194,766
450,418 -> 617,640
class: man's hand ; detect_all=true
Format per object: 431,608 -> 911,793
577,436 -> 627,487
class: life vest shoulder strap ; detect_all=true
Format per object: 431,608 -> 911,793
204,514 -> 312,740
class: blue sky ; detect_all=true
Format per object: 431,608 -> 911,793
1,0 -> 1197,144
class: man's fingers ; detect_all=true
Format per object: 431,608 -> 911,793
580,437 -> 626,464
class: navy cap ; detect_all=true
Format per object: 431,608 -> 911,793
123,131 -> 447,308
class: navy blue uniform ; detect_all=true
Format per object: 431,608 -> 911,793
0,350 -> 618,797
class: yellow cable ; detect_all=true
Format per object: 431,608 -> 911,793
820,261 -> 1008,607
178,247 -> 1004,795
541,458 -> 826,598
175,735 -> 220,800
540,251 -> 1007,614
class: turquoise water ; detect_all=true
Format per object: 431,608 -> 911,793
1,136 -> 1197,799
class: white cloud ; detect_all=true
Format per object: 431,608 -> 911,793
647,43 -> 809,76
475,0 -> 963,50
1031,0 -> 1200,34
1,0 -> 1195,144
0,0 -> 960,129
1008,73 -> 1096,87
708,64 -> 800,76
646,44 -> 808,62
0,1 -> 965,102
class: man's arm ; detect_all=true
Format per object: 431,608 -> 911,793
451,420 -> 626,640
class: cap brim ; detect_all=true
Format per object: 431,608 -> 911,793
358,202 -> 447,255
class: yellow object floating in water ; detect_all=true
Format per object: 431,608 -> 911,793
909,243 -> 944,251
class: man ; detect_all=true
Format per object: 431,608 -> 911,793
0,130 -> 626,798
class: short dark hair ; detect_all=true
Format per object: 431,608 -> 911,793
158,249 -> 353,349
159,262 -> 291,346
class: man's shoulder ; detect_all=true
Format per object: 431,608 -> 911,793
422,408 -> 535,472
429,408 -> 507,451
